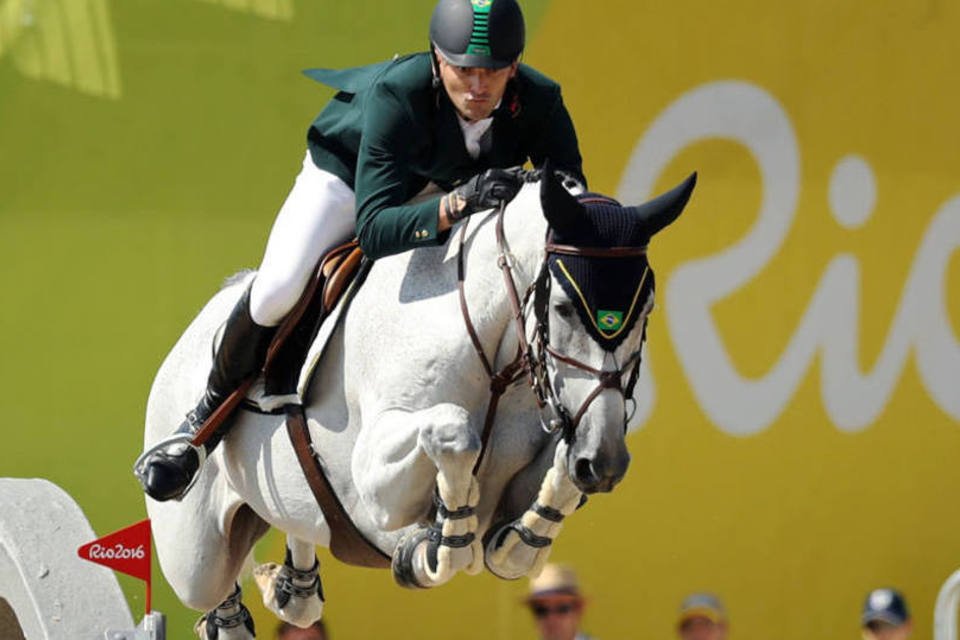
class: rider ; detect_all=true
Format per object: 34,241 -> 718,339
140,0 -> 586,502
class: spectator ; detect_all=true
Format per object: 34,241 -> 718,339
862,588 -> 912,640
526,563 -> 594,640
676,593 -> 728,640
276,619 -> 328,640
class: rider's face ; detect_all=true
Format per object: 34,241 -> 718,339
436,53 -> 518,122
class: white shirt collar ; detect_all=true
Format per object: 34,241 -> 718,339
456,105 -> 499,159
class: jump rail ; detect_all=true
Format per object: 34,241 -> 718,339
935,569 -> 960,640
0,477 -> 157,639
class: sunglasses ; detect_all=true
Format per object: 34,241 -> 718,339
865,620 -> 901,632
531,602 -> 579,619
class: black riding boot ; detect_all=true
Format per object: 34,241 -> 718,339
141,286 -> 276,502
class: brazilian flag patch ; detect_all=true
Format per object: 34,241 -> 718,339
597,310 -> 624,332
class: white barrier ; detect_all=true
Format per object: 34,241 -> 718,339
0,478 -> 135,639
935,569 -> 960,640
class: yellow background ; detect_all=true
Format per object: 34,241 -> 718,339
1,0 -> 958,638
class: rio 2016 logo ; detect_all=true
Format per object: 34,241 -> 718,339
619,81 -> 960,436
87,542 -> 147,560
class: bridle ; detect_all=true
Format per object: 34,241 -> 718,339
458,199 -> 650,474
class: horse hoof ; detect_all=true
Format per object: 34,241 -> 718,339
483,521 -> 552,581
392,524 -> 432,589
254,561 -> 323,628
483,522 -> 526,580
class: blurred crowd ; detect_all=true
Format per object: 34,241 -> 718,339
522,563 -> 913,640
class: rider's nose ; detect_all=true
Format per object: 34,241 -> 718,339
467,71 -> 488,94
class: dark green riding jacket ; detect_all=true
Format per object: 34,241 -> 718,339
304,52 -> 585,260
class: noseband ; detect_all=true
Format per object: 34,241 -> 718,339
457,200 -> 649,474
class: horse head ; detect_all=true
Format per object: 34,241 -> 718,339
536,166 -> 696,494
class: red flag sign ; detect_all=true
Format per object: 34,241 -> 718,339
78,518 -> 152,612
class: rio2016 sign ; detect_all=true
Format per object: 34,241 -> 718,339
85,542 -> 148,560
621,81 -> 959,436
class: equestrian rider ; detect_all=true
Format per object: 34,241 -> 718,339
140,0 -> 586,502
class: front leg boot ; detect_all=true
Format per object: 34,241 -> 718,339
392,476 -> 482,588
254,548 -> 324,628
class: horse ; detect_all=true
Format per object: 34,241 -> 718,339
141,168 -> 695,638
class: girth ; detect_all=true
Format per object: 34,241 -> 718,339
286,405 -> 391,568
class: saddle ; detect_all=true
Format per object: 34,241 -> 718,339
260,239 -> 367,403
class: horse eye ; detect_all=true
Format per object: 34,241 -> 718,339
553,301 -> 575,318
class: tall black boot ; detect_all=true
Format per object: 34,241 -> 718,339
140,286 -> 276,502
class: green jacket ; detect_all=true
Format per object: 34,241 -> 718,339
304,53 -> 585,260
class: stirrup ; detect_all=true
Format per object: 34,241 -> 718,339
132,433 -> 208,500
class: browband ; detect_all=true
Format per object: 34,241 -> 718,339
545,244 -> 648,258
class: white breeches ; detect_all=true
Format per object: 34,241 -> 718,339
249,151 -> 356,327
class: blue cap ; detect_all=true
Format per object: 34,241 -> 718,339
862,588 -> 910,627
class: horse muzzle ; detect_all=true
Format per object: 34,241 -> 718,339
570,450 -> 630,494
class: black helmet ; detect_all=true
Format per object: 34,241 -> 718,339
429,0 -> 525,69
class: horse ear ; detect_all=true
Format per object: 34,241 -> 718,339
540,160 -> 587,239
630,172 -> 697,238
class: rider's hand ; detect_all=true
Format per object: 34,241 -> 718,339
444,168 -> 525,223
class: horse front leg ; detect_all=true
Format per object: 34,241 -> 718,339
253,535 -> 323,628
352,403 -> 484,588
484,440 -> 584,580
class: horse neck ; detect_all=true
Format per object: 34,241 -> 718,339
461,185 -> 547,364
501,185 -> 549,275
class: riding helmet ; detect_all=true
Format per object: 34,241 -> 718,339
429,0 -> 525,69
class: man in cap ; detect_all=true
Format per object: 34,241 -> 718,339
861,588 -> 912,640
139,0 -> 586,503
526,563 -> 594,640
676,593 -> 728,640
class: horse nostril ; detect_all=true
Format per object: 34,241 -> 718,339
574,458 -> 595,486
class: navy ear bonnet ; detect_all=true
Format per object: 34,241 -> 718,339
540,170 -> 696,351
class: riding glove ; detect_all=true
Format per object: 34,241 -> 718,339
444,168 -> 525,223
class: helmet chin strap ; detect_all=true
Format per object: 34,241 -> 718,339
429,45 -> 443,90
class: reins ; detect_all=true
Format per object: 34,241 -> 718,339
457,202 -> 535,475
458,197 -> 650,475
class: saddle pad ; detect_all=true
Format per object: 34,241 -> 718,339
298,257 -> 370,400
246,242 -> 368,412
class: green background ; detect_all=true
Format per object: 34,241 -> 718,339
1,0 -> 560,637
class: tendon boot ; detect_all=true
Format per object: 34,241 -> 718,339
140,286 -> 276,501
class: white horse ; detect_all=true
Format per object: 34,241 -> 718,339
143,169 -> 695,638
